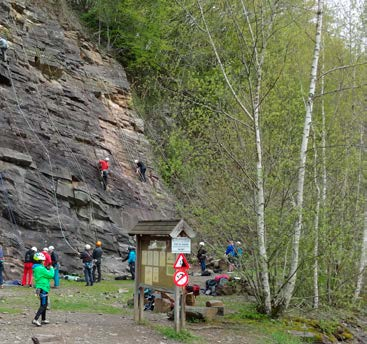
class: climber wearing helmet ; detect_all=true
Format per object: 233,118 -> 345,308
134,159 -> 146,182
92,241 -> 103,283
79,244 -> 94,286
22,246 -> 37,287
41,247 -> 52,267
0,37 -> 8,62
32,252 -> 55,327
48,245 -> 60,288
98,157 -> 110,190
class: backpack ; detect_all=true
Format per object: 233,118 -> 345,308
205,279 -> 218,295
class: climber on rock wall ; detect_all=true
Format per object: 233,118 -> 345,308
0,37 -> 8,62
134,159 -> 146,182
98,157 -> 109,190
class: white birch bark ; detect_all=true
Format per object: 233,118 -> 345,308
275,0 -> 324,311
312,130 -> 320,309
196,0 -> 272,313
354,207 -> 367,299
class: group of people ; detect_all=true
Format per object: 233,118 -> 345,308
21,246 -> 59,288
98,157 -> 158,190
79,241 -> 103,286
197,240 -> 244,273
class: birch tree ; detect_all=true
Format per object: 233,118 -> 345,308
273,0 -> 324,313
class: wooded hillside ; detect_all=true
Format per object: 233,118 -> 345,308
73,0 -> 367,316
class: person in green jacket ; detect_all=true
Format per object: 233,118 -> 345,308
32,252 -> 54,327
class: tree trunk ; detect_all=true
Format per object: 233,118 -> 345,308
274,0 -> 324,313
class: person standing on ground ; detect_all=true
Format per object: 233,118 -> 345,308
80,244 -> 94,286
92,241 -> 103,283
98,157 -> 109,190
0,37 -> 8,62
22,247 -> 37,287
32,252 -> 54,327
0,245 -> 4,288
134,159 -> 146,182
42,248 -> 52,268
197,242 -> 207,273
127,246 -> 136,280
48,246 -> 59,288
225,240 -> 236,272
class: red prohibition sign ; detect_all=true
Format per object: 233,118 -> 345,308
173,269 -> 189,287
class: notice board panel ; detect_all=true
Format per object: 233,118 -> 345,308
138,235 -> 175,290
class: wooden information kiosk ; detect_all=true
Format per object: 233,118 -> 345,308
128,219 -> 196,331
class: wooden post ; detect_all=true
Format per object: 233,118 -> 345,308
134,237 -> 141,322
138,286 -> 144,321
180,289 -> 186,329
174,285 -> 181,332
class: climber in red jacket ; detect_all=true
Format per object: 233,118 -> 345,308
98,157 -> 109,190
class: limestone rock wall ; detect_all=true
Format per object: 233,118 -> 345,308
0,0 -> 176,278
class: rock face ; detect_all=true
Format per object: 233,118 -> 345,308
0,0 -> 176,278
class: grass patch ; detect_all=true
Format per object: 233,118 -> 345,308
0,306 -> 24,314
269,331 -> 303,344
156,325 -> 199,343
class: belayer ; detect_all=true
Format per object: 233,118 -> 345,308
98,157 -> 109,190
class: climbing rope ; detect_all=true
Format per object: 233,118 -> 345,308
5,64 -> 79,254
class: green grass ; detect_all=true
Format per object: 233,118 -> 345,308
269,331 -> 303,344
156,325 -> 199,343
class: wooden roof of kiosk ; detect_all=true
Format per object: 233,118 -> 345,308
128,219 -> 196,238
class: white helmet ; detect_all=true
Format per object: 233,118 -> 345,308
134,159 -> 139,164
85,244 -> 91,250
105,157 -> 109,161
43,247 -> 49,252
31,247 -> 37,252
199,242 -> 205,246
236,241 -> 241,245
48,246 -> 55,251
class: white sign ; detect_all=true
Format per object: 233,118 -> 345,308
171,237 -> 191,253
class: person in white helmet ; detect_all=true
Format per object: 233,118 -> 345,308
0,37 -> 8,62
134,159 -> 146,182
22,246 -> 37,287
98,157 -> 110,190
197,242 -> 207,273
79,244 -> 94,286
31,252 -> 54,327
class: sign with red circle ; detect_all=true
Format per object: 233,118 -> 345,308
173,270 -> 189,287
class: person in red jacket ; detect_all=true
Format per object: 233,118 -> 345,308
22,246 -> 37,287
98,157 -> 109,190
41,248 -> 52,268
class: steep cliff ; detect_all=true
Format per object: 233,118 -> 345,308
0,0 -> 175,278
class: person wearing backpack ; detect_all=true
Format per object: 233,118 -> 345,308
22,247 -> 37,287
197,242 -> 207,272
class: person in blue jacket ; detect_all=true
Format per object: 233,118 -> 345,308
225,240 -> 236,272
127,246 -> 136,280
